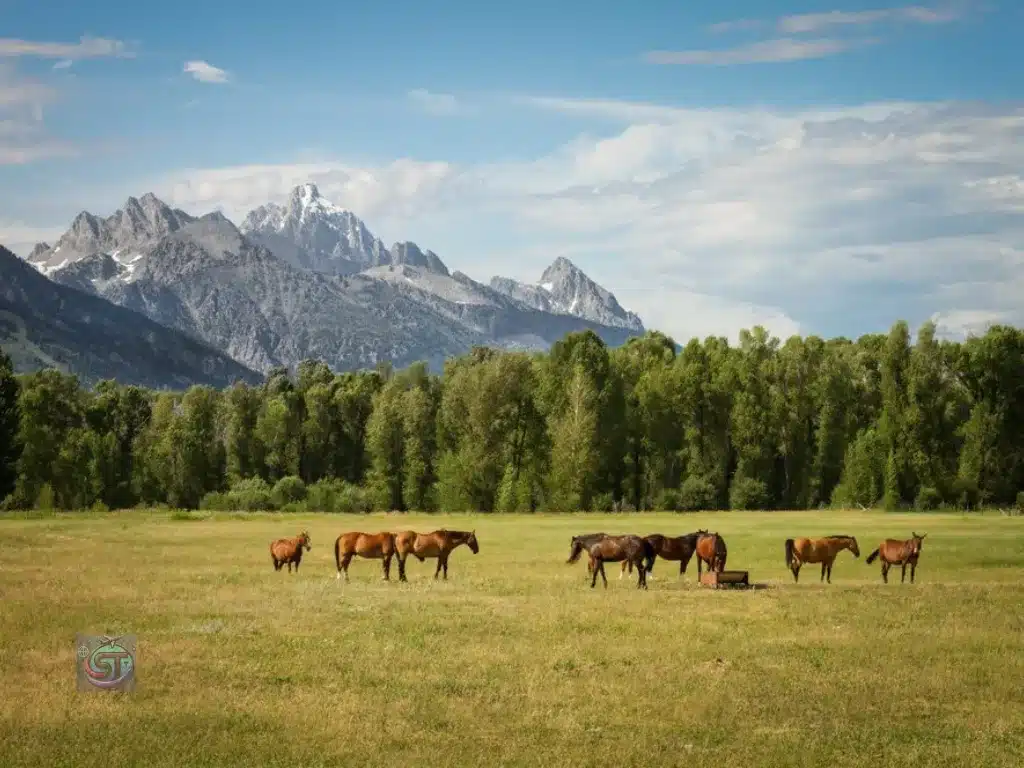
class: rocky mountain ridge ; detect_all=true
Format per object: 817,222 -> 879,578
24,185 -> 646,378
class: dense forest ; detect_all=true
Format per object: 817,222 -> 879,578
1,320 -> 1022,514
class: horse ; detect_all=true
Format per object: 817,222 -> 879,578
619,530 -> 708,580
270,531 -> 311,573
566,533 -> 608,576
865,532 -> 927,584
394,529 -> 479,581
333,532 -> 397,582
784,535 -> 860,583
694,532 -> 727,581
567,534 -> 655,590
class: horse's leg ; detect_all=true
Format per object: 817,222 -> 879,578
792,561 -> 800,582
382,553 -> 393,581
637,560 -> 647,590
820,562 -> 826,582
901,562 -> 907,584
341,552 -> 354,582
590,558 -> 599,588
826,559 -> 833,584
434,557 -> 443,580
598,560 -> 608,588
441,554 -> 449,580
697,556 -> 703,583
294,558 -> 300,573
881,561 -> 889,584
910,560 -> 917,583
619,561 -> 627,580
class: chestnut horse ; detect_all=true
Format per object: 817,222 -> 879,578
619,530 -> 708,580
567,534 -> 655,590
784,535 -> 860,583
270,531 -> 311,573
865,532 -> 926,584
694,532 -> 727,581
334,532 -> 397,582
394,529 -> 479,581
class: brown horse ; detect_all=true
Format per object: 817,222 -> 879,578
270,531 -> 311,573
566,533 -> 608,576
567,534 -> 655,590
865,532 -> 926,584
694,532 -> 727,581
619,530 -> 708,580
394,529 -> 479,581
784,535 -> 860,583
334,532 -> 397,582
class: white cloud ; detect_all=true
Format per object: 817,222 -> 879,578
183,60 -> 229,84
0,220 -> 66,256
644,37 -> 875,65
49,96 -> 1024,345
0,35 -> 134,59
407,89 -> 464,116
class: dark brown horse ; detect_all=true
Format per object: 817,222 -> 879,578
784,535 -> 860,583
270,531 -> 311,573
567,533 -> 608,576
619,530 -> 708,580
865,532 -> 926,583
334,532 -> 397,582
567,534 -> 655,589
694,532 -> 727,581
394,529 -> 479,581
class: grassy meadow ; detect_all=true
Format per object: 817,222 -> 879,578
1,508 -> 1023,767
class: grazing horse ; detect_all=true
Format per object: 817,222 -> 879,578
334,532 -> 397,582
619,530 -> 708,580
394,529 -> 479,581
566,533 -> 608,576
567,534 -> 655,589
784,535 -> 860,583
270,531 -> 311,573
694,532 -> 727,581
865,532 -> 927,584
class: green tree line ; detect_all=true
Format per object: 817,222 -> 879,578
2,321 -> 1022,513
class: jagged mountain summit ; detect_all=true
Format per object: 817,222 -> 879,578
240,183 -> 448,276
0,244 -> 260,389
29,185 -> 645,379
28,193 -> 195,275
490,256 -> 644,333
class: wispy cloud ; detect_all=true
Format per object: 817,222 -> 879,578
183,60 -> 230,84
0,64 -> 70,166
407,88 -> 464,116
52,59 -> 73,70
645,37 -> 875,65
0,35 -> 134,60
709,4 -> 966,35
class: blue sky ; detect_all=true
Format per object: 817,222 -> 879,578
1,0 -> 1022,343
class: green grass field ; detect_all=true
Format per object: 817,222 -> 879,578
1,509 -> 1023,767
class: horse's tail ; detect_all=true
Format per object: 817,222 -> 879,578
334,536 -> 342,574
784,538 -> 795,569
642,539 -> 656,573
567,540 -> 584,564
865,548 -> 880,565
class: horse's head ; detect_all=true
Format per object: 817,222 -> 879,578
910,532 -> 927,555
567,536 -> 585,564
849,536 -> 860,558
467,530 -> 479,554
299,531 -> 312,550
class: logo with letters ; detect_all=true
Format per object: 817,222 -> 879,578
76,633 -> 136,692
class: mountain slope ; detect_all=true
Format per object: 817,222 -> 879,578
490,257 -> 644,332
240,183 -> 449,277
0,245 -> 261,389
51,215 -> 489,373
28,193 -> 195,275
38,186 -> 646,374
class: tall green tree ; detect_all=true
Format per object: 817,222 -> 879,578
0,350 -> 20,503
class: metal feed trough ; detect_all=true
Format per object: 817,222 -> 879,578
700,570 -> 750,589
